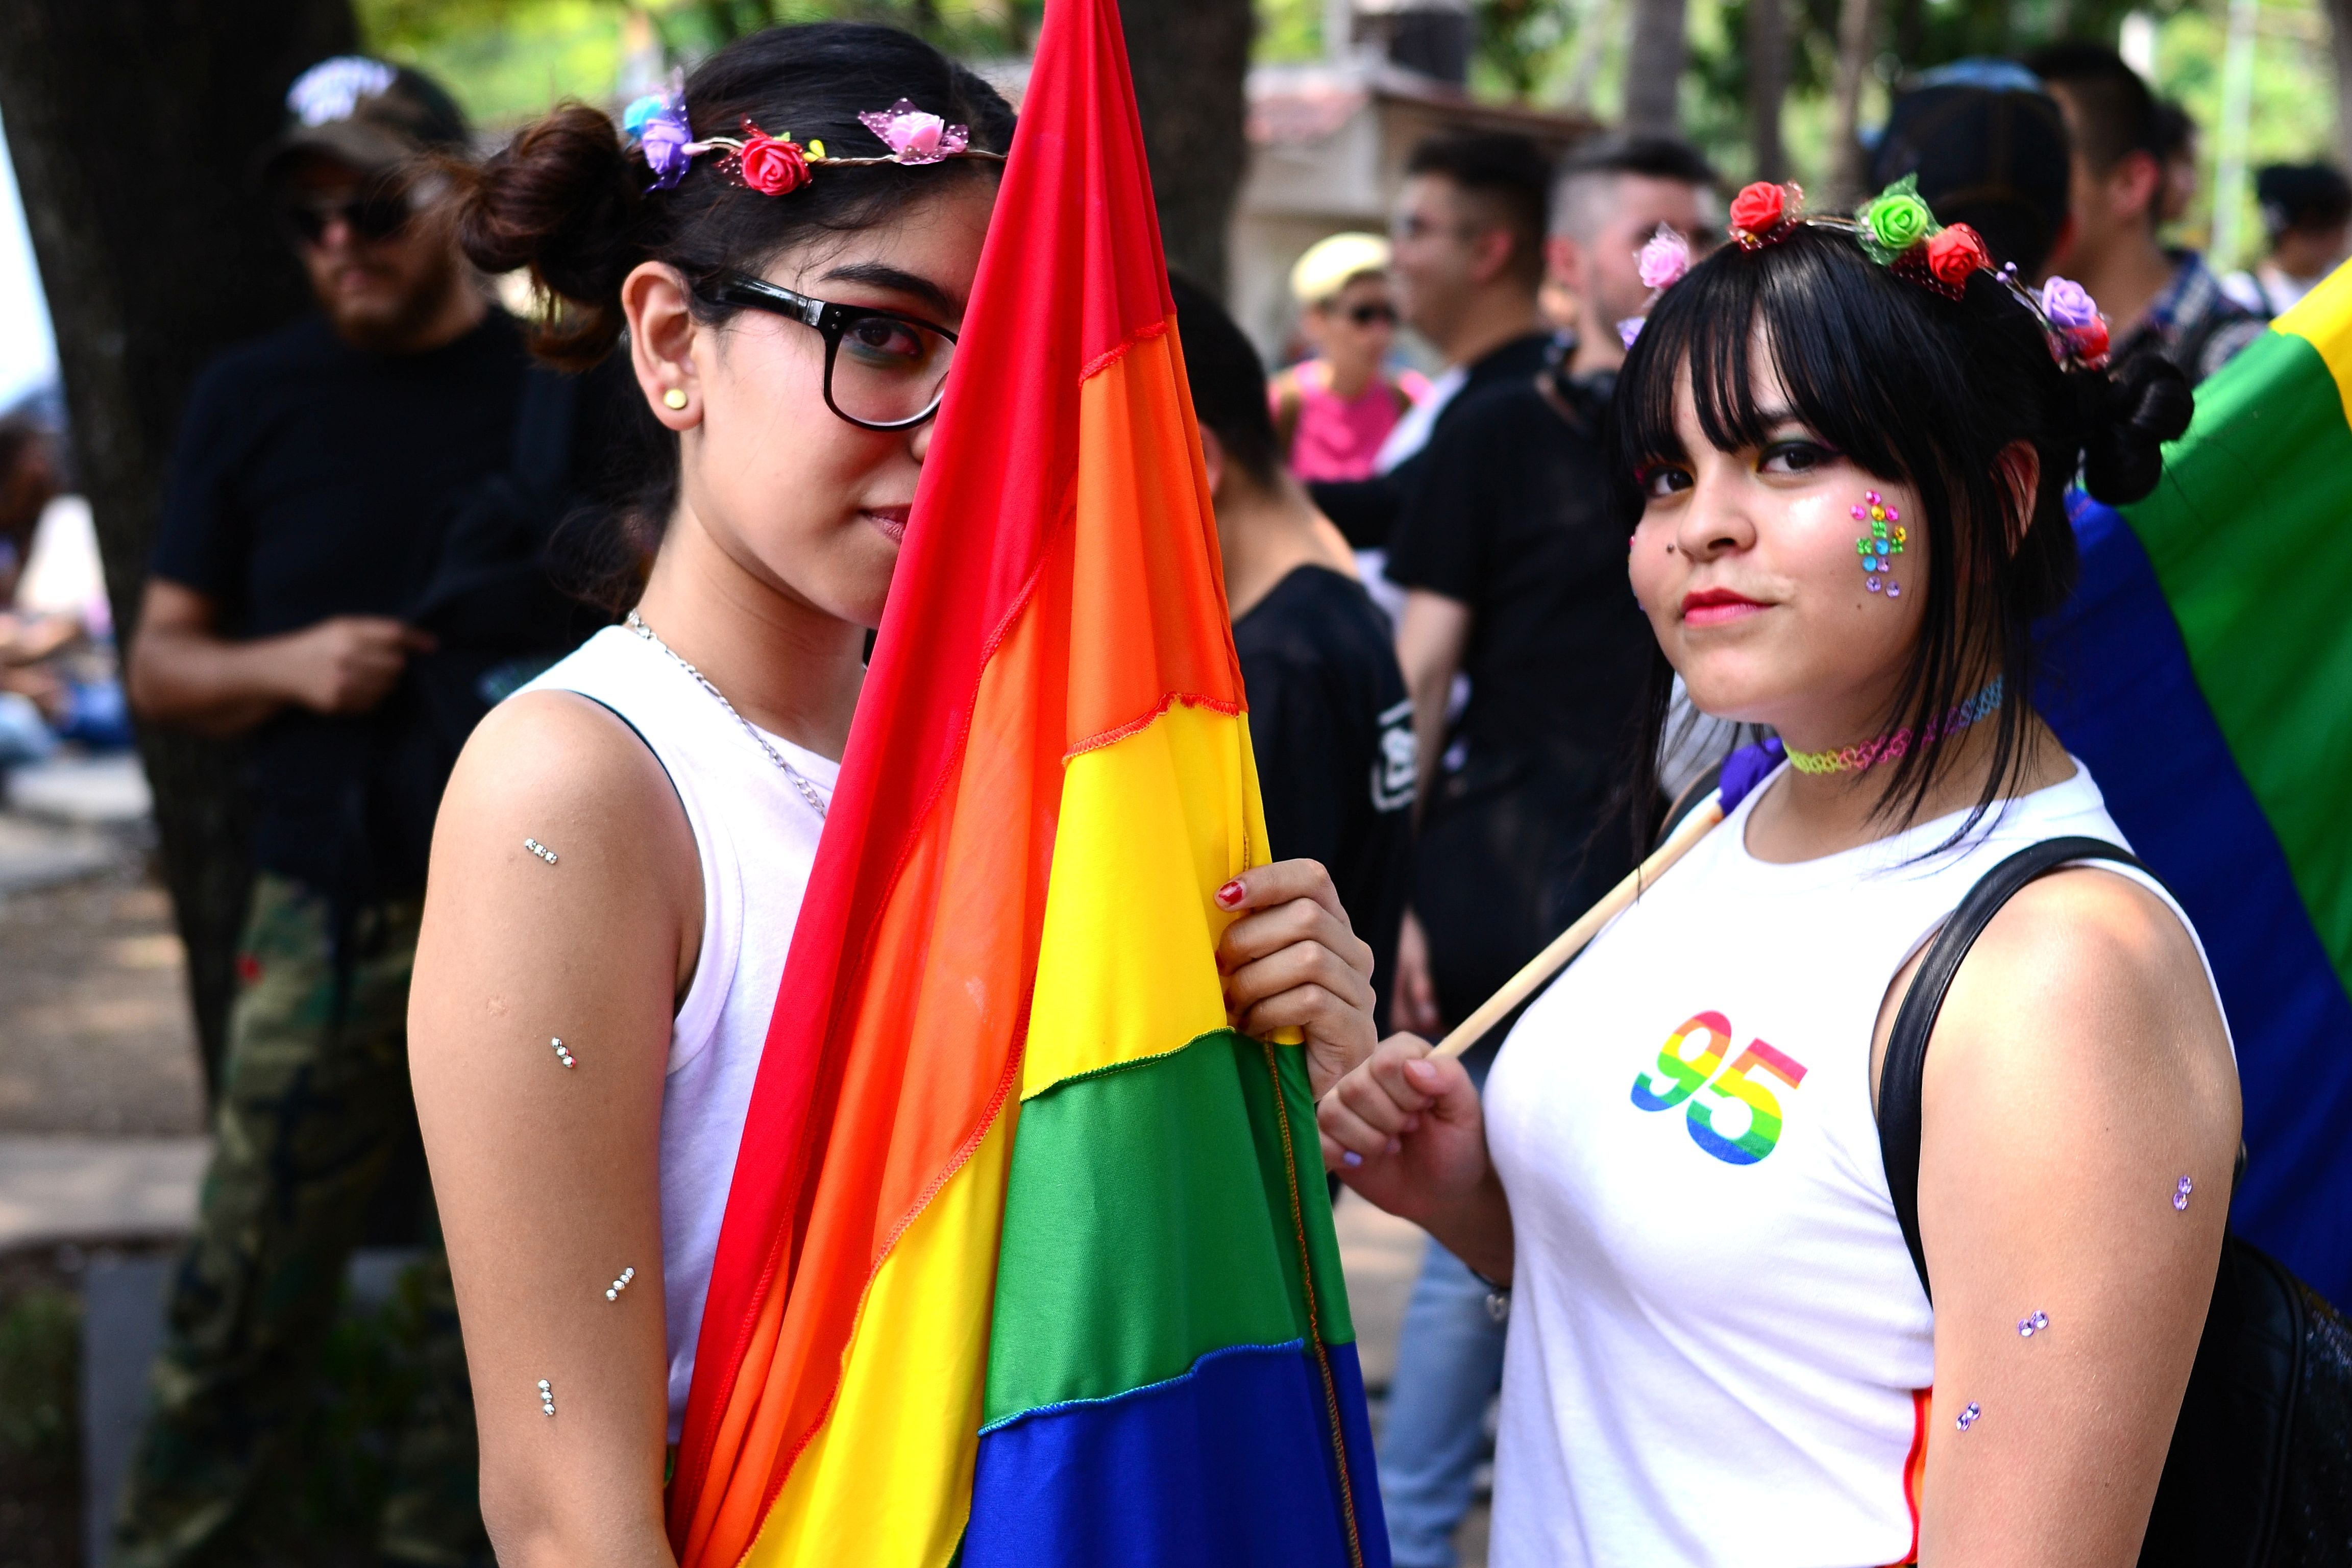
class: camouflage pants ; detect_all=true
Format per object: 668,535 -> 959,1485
112,874 -> 489,1567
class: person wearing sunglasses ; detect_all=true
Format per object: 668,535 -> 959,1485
115,55 -> 573,1568
1270,231 -> 1429,485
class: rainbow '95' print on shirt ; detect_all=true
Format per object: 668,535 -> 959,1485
1630,1010 -> 1809,1166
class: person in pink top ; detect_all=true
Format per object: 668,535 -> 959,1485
1271,232 -> 1429,482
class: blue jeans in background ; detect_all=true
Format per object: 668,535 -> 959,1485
1378,1030 -> 1508,1568
1379,1241 -> 1508,1567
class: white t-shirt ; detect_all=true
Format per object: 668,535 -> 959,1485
1482,762 -> 2223,1566
522,625 -> 836,1438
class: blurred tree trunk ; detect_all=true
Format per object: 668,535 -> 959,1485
1623,0 -> 1689,134
1747,0 -> 1791,181
1890,0 -> 1924,75
2330,0 -> 2352,176
0,0 -> 358,1097
1560,0 -> 1613,116
1827,0 -> 1879,203
1121,0 -> 1255,293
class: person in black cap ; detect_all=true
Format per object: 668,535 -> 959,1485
1869,59 -> 2074,278
2223,163 -> 2352,317
113,55 -> 609,1566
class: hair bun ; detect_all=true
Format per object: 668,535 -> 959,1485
2080,352 -> 2193,505
458,103 -> 645,368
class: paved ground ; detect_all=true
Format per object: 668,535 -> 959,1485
0,762 -> 204,1142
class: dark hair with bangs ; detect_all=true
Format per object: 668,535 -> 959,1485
1606,224 -> 2190,847
453,22 -> 1015,595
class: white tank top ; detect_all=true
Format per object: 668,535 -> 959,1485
1482,761 -> 2225,1567
519,625 -> 836,1439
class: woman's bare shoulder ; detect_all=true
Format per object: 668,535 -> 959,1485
427,688 -> 699,946
1935,864 -> 2239,1145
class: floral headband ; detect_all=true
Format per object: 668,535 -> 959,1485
1620,176 -> 2112,371
621,78 -> 1003,196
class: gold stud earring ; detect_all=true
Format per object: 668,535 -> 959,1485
663,387 -> 689,410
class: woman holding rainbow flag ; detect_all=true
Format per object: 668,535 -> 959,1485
1321,184 -> 2242,1564
406,22 -> 1381,1566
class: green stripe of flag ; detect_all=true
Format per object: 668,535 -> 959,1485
2125,328 -> 2352,983
984,1029 -> 1353,1428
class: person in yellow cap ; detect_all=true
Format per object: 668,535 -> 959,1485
1269,232 -> 1429,482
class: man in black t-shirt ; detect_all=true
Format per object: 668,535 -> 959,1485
116,58 -> 570,1567
1394,136 -> 1714,1033
1375,137 -> 1712,1568
1168,278 -> 1414,1031
1307,134 -> 1563,590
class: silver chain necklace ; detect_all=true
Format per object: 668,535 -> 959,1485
625,610 -> 831,820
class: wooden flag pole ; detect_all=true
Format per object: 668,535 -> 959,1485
1432,796 -> 1728,1060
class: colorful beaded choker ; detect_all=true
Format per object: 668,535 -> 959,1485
1784,678 -> 2005,776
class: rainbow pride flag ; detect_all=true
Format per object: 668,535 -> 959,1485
661,0 -> 1383,1562
2038,261 -> 2352,1305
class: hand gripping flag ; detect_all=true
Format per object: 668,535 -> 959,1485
662,0 -> 1386,1560
2038,261 -> 2352,1303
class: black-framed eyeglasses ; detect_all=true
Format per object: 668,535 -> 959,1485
277,181 -> 414,248
700,274 -> 959,432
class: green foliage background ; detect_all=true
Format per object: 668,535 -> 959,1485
361,0 -> 2339,262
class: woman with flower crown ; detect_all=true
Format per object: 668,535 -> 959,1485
1319,179 -> 2241,1565
402,23 -> 1380,1563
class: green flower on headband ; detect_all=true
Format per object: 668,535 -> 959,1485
1856,175 -> 1937,264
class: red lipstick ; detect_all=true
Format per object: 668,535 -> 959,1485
1680,587 -> 1767,627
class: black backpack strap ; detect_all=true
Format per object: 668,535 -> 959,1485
1877,836 -> 2153,1303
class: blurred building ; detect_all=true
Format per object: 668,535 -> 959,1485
1235,47 -> 1596,360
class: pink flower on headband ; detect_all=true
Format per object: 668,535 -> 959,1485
859,99 -> 970,165
1637,228 -> 1691,291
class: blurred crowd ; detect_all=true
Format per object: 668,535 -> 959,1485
29,30 -> 2342,1568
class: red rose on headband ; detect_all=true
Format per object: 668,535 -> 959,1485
2069,316 -> 2110,361
737,130 -> 809,195
1926,223 -> 1991,286
1730,182 -> 1786,238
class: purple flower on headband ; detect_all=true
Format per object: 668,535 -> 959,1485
1618,316 -> 1646,350
621,86 -> 698,190
642,110 -> 695,189
2040,277 -> 2100,330
859,99 -> 970,164
1637,228 -> 1691,291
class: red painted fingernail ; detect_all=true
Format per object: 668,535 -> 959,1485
1215,880 -> 1246,909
